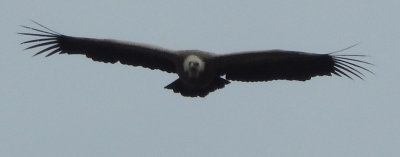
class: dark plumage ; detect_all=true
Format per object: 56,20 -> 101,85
19,21 -> 373,97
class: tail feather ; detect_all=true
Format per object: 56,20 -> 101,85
165,78 -> 230,97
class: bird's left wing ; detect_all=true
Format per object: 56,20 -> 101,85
19,22 -> 178,73
214,50 -> 373,82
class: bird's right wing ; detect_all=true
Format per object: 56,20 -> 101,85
19,22 -> 178,73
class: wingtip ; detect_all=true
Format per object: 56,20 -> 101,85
331,53 -> 374,80
29,20 -> 61,35
328,43 -> 361,54
32,53 -> 41,57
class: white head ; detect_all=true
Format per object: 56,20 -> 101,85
183,55 -> 205,78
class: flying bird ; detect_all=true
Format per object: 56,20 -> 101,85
19,21 -> 373,97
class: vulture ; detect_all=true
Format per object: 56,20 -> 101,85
19,21 -> 373,97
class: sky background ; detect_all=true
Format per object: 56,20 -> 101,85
1,0 -> 399,156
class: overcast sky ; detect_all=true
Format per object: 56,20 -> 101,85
1,0 -> 399,157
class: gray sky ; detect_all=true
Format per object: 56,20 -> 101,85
1,0 -> 399,156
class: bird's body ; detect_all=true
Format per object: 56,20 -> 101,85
19,21 -> 373,97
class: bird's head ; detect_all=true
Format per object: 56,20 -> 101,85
183,55 -> 205,78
